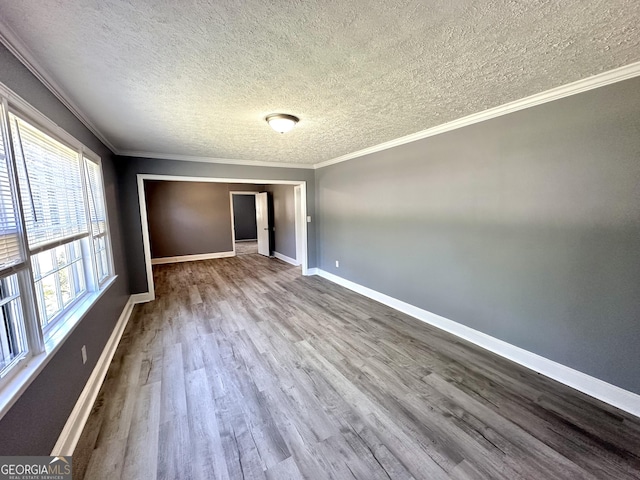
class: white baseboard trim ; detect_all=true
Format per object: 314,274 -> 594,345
273,251 -> 300,266
305,267 -> 319,276
51,296 -> 137,456
315,269 -> 640,418
130,292 -> 154,304
151,251 -> 235,265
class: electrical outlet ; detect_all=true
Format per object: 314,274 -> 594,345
335,260 -> 339,268
81,345 -> 87,364
306,216 -> 312,223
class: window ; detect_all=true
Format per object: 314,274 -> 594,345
0,89 -> 114,392
0,274 -> 26,377
0,108 -> 22,273
0,101 -> 29,383
32,240 -> 86,330
84,157 -> 111,284
10,113 -> 88,250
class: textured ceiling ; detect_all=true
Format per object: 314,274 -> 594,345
0,1 -> 639,165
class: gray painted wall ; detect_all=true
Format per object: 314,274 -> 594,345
316,77 -> 640,394
267,184 -> 297,260
115,157 -> 316,293
233,194 -> 258,241
0,44 -> 130,454
146,181 -> 239,258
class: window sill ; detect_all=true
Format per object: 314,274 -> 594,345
0,275 -> 118,420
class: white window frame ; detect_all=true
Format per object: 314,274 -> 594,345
0,274 -> 29,376
0,81 -> 117,419
31,239 -> 87,333
0,96 -> 43,393
8,106 -> 94,339
83,152 -> 115,287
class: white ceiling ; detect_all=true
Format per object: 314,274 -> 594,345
0,1 -> 639,165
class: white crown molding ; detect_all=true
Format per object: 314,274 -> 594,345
314,269 -> 640,418
3,14 -> 638,171
131,55 -> 640,172
314,61 -> 640,169
119,150 -> 315,169
0,19 -> 120,154
0,22 -> 313,169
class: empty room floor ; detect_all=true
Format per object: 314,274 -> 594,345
235,241 -> 259,256
74,255 -> 640,479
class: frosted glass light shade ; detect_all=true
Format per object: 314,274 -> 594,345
266,114 -> 299,133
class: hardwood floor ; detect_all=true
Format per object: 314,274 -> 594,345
74,254 -> 640,479
235,241 -> 258,255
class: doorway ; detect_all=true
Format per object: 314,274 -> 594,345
137,175 -> 310,301
230,192 -> 259,256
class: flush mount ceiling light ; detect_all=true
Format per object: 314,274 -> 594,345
266,113 -> 299,133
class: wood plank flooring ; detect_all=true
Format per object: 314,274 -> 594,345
74,254 -> 640,479
235,241 -> 258,255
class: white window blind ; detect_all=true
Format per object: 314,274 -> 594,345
84,158 -> 106,237
0,107 -> 22,274
9,113 -> 88,250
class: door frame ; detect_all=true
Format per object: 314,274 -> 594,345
137,174 -> 310,301
229,191 -> 259,256
294,185 -> 306,269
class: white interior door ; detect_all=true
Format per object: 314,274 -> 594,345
256,192 -> 270,256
